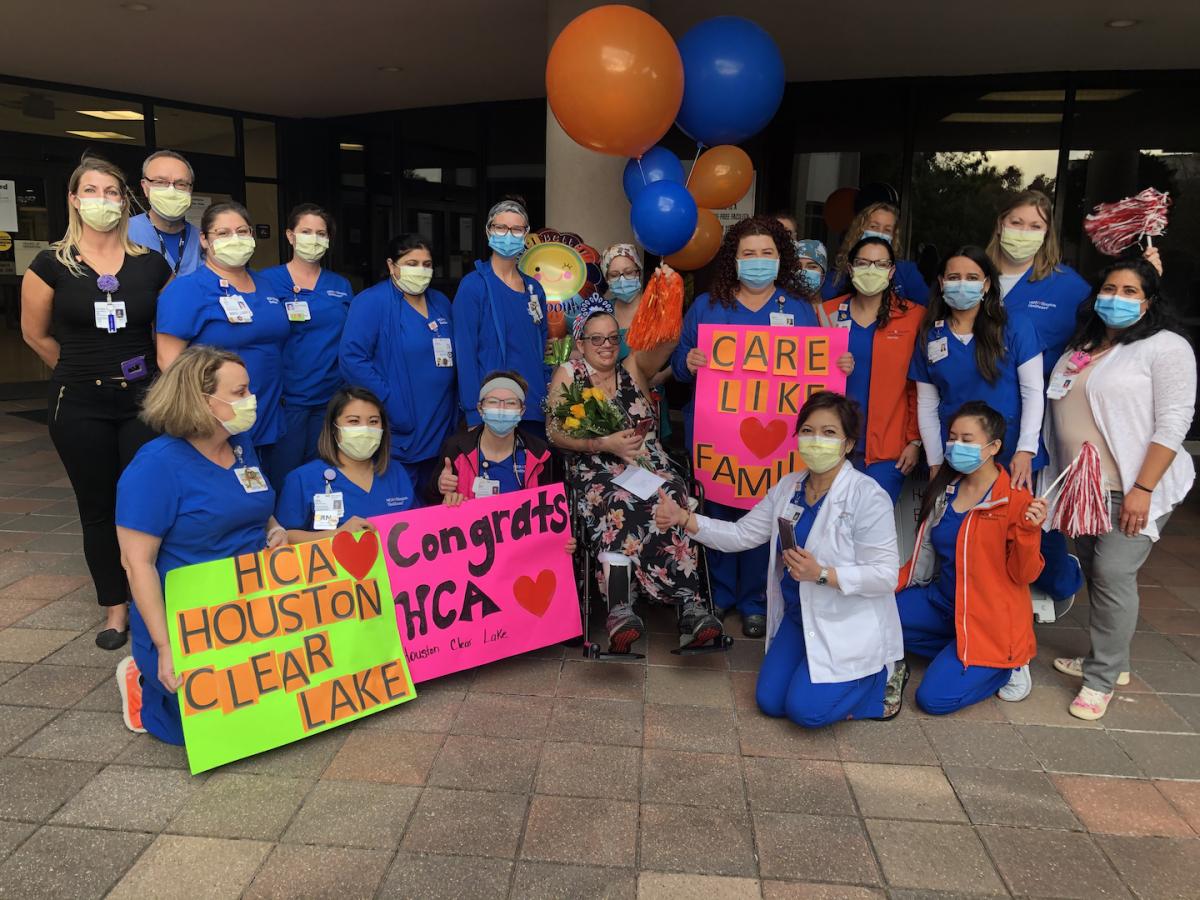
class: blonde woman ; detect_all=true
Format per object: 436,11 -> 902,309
115,345 -> 286,743
823,201 -> 929,304
21,156 -> 172,650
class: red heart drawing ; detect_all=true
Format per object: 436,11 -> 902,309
332,529 -> 379,581
513,570 -> 556,618
739,417 -> 788,459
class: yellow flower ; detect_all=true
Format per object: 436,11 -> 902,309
570,403 -> 585,418
564,417 -> 581,430
584,387 -> 605,401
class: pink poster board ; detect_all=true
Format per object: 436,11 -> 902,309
693,324 -> 849,510
372,484 -> 581,682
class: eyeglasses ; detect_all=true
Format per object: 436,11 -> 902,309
488,224 -> 529,237
582,334 -> 621,347
607,269 -> 639,280
481,398 -> 523,410
851,259 -> 893,270
145,177 -> 193,192
207,227 -> 253,239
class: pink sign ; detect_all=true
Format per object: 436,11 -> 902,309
694,324 -> 849,510
372,484 -> 581,682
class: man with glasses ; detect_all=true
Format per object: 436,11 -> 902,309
128,150 -> 201,275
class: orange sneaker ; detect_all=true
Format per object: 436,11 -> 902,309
116,656 -> 147,734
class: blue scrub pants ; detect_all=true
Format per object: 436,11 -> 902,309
399,457 -> 439,506
706,500 -> 767,617
256,442 -> 280,492
853,456 -> 906,505
756,614 -> 887,726
273,404 -> 325,484
1033,530 -> 1084,600
896,584 -> 1011,715
129,603 -> 184,745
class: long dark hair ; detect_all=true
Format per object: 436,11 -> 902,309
386,233 -> 432,262
317,387 -> 391,475
917,401 -> 1007,525
845,236 -> 909,327
709,215 -> 799,309
922,245 -> 1007,384
1067,257 -> 1185,352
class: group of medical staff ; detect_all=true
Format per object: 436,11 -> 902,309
20,147 -> 1193,747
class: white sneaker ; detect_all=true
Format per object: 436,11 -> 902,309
997,664 -> 1032,702
1052,656 -> 1130,686
1069,686 -> 1113,720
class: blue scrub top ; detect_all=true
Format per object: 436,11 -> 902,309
157,266 -> 291,447
1001,265 -> 1092,377
257,265 -> 353,408
908,315 -> 1041,467
479,447 -> 526,495
844,317 -> 877,428
339,280 -> 457,465
778,486 -> 825,626
128,212 -> 202,276
930,496 -> 967,606
275,458 -> 415,530
822,259 -> 930,305
116,434 -> 275,584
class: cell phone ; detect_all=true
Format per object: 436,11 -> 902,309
633,419 -> 652,438
777,517 -> 798,552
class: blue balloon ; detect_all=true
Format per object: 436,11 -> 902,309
622,145 -> 685,203
675,17 -> 785,146
630,181 -> 697,257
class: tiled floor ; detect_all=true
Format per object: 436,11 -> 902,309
0,404 -> 1197,899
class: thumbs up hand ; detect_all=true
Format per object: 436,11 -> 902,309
654,488 -> 687,531
438,457 -> 458,496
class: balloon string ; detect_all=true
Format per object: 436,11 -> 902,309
637,157 -> 647,187
684,143 -> 703,189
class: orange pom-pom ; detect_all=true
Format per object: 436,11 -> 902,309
626,269 -> 683,351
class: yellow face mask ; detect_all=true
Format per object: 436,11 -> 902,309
209,234 -> 256,267
293,233 -> 329,262
77,197 -> 122,232
999,227 -> 1045,262
148,186 -> 192,221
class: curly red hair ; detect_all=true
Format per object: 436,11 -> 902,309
708,215 -> 799,309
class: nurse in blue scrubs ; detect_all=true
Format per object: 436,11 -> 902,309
452,198 -> 549,433
258,204 -> 353,478
276,387 -> 416,539
822,203 -> 929,305
339,234 -> 456,490
114,346 -> 284,742
156,201 -> 290,483
128,150 -> 201,276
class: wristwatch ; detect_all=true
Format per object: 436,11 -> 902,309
816,567 -> 829,586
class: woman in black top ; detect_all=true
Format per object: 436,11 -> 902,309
21,157 -> 172,649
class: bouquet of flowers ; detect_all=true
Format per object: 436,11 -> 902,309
547,382 -> 627,438
544,335 -> 575,367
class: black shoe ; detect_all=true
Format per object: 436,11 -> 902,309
678,602 -> 723,649
95,628 -> 128,650
742,615 -> 766,639
606,604 -> 644,654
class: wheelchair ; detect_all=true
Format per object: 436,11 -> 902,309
565,460 -> 734,662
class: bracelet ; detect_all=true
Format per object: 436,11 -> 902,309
1132,482 -> 1154,494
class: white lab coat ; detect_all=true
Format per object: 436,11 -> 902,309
693,464 -> 903,683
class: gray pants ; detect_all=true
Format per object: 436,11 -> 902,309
1075,491 -> 1172,693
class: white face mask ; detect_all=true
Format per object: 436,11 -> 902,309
293,233 -> 329,262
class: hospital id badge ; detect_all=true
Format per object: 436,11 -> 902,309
220,295 -> 254,323
285,300 -> 311,322
432,337 -> 454,367
769,312 -> 794,327
527,295 -> 543,323
1046,372 -> 1077,400
782,503 -> 803,523
313,491 -> 344,530
927,337 -> 949,363
472,476 -> 500,497
93,301 -> 127,332
234,466 -> 269,493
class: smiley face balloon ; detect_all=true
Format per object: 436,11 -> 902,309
519,242 -> 587,303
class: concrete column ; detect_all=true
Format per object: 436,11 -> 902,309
545,0 -> 648,249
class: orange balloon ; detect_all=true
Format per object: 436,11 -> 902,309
546,6 -> 684,157
688,145 -> 754,209
823,187 -> 859,232
665,208 -> 722,271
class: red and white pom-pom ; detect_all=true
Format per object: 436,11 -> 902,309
1046,442 -> 1112,538
1083,188 -> 1171,257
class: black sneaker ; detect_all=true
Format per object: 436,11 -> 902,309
742,614 -> 766,639
880,660 -> 909,720
606,604 -> 644,654
678,602 -> 723,649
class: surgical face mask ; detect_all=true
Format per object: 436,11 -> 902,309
337,425 -> 383,460
393,266 -> 432,295
942,280 -> 985,310
798,268 -> 823,296
480,408 -> 521,437
1094,294 -> 1144,329
796,435 -> 846,474
999,227 -> 1045,262
208,393 -> 257,436
850,266 -> 890,296
862,229 -> 892,244
609,275 -> 641,303
147,186 -> 191,222
293,233 -> 329,263
77,197 -> 122,233
945,440 -> 990,474
736,257 -> 780,289
209,234 -> 256,268
488,231 -> 526,259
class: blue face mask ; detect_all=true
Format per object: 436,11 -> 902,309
945,440 -> 990,474
480,408 -> 521,436
942,280 -> 985,310
736,257 -> 780,289
488,231 -> 526,259
862,230 -> 892,244
798,268 -> 823,295
1094,294 -> 1143,329
609,275 -> 641,303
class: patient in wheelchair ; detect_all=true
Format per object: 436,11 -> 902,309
547,301 -> 723,653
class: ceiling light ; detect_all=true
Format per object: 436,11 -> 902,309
1105,18 -> 1139,28
340,142 -> 365,151
121,2 -> 153,10
942,112 -> 1063,124
65,130 -> 136,140
377,65 -> 403,73
77,109 -> 144,121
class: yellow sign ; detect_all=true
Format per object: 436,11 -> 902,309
518,242 -> 586,303
0,232 -> 12,253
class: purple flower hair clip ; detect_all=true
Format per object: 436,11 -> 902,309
97,274 -> 120,295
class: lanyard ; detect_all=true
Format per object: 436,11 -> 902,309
477,435 -> 526,485
156,225 -> 188,275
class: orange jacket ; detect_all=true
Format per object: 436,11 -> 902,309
821,293 -> 922,464
898,467 -> 1043,669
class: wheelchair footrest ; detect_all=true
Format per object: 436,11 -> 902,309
583,641 -> 646,661
671,634 -> 735,656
